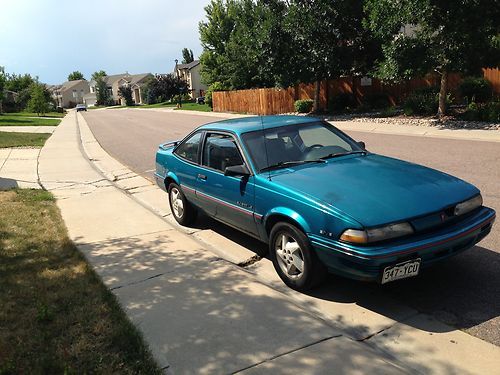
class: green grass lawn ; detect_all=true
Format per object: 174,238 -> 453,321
136,101 -> 177,109
0,114 -> 61,127
174,102 -> 212,112
6,111 -> 66,118
0,189 -> 161,374
0,131 -> 51,148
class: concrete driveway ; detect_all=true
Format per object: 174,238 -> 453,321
83,108 -> 500,346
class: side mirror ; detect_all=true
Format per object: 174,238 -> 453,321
357,141 -> 366,150
224,164 -> 250,177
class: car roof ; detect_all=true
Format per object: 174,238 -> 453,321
197,115 -> 319,135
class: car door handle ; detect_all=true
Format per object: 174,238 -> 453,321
198,174 -> 207,181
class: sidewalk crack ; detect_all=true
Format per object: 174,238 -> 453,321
110,271 -> 175,291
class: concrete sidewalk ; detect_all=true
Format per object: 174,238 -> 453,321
38,112 -> 412,374
35,111 -> 500,374
0,148 -> 41,189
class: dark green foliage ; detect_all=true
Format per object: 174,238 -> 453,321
362,93 -> 390,109
95,77 -> 113,106
460,77 -> 493,103
143,74 -> 189,105
0,67 -> 5,113
206,81 -> 229,108
294,99 -> 314,113
182,48 -> 194,64
328,94 -> 356,112
67,71 -> 84,81
118,86 -> 134,106
91,70 -> 107,81
28,83 -> 50,116
403,92 -> 439,116
365,0 -> 500,116
463,101 -> 500,122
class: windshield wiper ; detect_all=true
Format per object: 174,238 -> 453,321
260,159 -> 326,172
320,150 -> 367,160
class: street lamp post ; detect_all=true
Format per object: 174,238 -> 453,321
175,59 -> 182,108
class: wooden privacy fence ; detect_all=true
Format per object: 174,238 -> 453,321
212,69 -> 500,115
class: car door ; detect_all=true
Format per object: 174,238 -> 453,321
196,132 -> 258,236
172,131 -> 211,211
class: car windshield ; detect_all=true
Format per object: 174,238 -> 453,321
241,121 -> 363,172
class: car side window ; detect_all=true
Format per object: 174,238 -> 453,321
174,132 -> 202,163
203,133 -> 244,172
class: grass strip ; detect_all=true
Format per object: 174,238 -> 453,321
0,189 -> 161,374
0,115 -> 61,127
0,132 -> 51,148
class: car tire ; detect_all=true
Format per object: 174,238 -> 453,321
269,222 -> 327,291
168,182 -> 197,226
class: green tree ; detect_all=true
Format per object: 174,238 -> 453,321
181,48 -> 194,64
28,83 -> 49,116
67,71 -> 85,81
144,74 -> 190,104
0,67 -> 5,113
91,70 -> 107,81
95,77 -> 112,106
118,86 -> 134,106
365,0 -> 500,118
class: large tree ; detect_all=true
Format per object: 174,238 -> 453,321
28,83 -> 50,116
181,48 -> 194,64
143,74 -> 189,104
365,0 -> 500,118
67,71 -> 85,81
91,70 -> 107,81
0,67 -> 5,113
95,77 -> 112,106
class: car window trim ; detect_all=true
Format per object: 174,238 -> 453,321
200,130 -> 254,176
173,130 -> 205,166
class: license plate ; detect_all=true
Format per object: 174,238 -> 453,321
381,258 -> 421,284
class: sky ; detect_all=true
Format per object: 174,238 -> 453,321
0,0 -> 211,84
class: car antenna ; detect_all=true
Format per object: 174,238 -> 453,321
260,115 -> 271,181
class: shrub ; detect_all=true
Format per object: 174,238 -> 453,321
294,99 -> 314,113
460,77 -> 492,103
463,101 -> 500,122
403,91 -> 447,116
380,106 -> 398,117
362,93 -> 390,109
328,93 -> 355,112
206,82 -> 229,108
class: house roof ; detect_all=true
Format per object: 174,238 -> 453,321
176,60 -> 200,70
104,73 -> 152,86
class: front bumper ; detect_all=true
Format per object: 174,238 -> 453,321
309,207 -> 495,282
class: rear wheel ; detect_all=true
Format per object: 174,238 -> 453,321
269,222 -> 327,291
168,183 -> 197,225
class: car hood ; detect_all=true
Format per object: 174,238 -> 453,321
268,154 -> 479,227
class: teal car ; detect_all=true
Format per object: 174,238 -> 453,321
155,116 -> 495,291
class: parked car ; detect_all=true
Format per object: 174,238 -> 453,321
155,116 -> 495,291
196,96 -> 205,104
76,104 -> 87,112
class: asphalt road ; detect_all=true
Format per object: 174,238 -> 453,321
83,109 -> 500,345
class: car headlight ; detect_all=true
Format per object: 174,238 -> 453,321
454,195 -> 482,216
340,222 -> 414,244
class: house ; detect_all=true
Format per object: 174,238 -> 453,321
175,60 -> 207,98
51,80 -> 90,108
86,72 -> 153,106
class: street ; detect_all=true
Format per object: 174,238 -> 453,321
83,108 -> 500,346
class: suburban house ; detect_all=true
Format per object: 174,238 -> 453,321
51,80 -> 90,108
85,73 -> 153,106
175,60 -> 207,98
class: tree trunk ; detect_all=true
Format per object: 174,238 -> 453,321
313,80 -> 321,113
438,70 -> 448,120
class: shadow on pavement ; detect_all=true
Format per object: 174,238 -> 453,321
188,215 -> 499,343
0,177 -> 18,190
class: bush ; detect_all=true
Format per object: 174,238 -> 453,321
294,99 -> 314,113
206,82 -> 229,108
379,106 -> 398,117
362,93 -> 390,110
403,92 -> 439,116
463,101 -> 500,122
460,77 -> 492,103
328,93 -> 356,112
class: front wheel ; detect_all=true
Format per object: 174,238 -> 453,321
269,222 -> 327,291
168,183 -> 197,225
